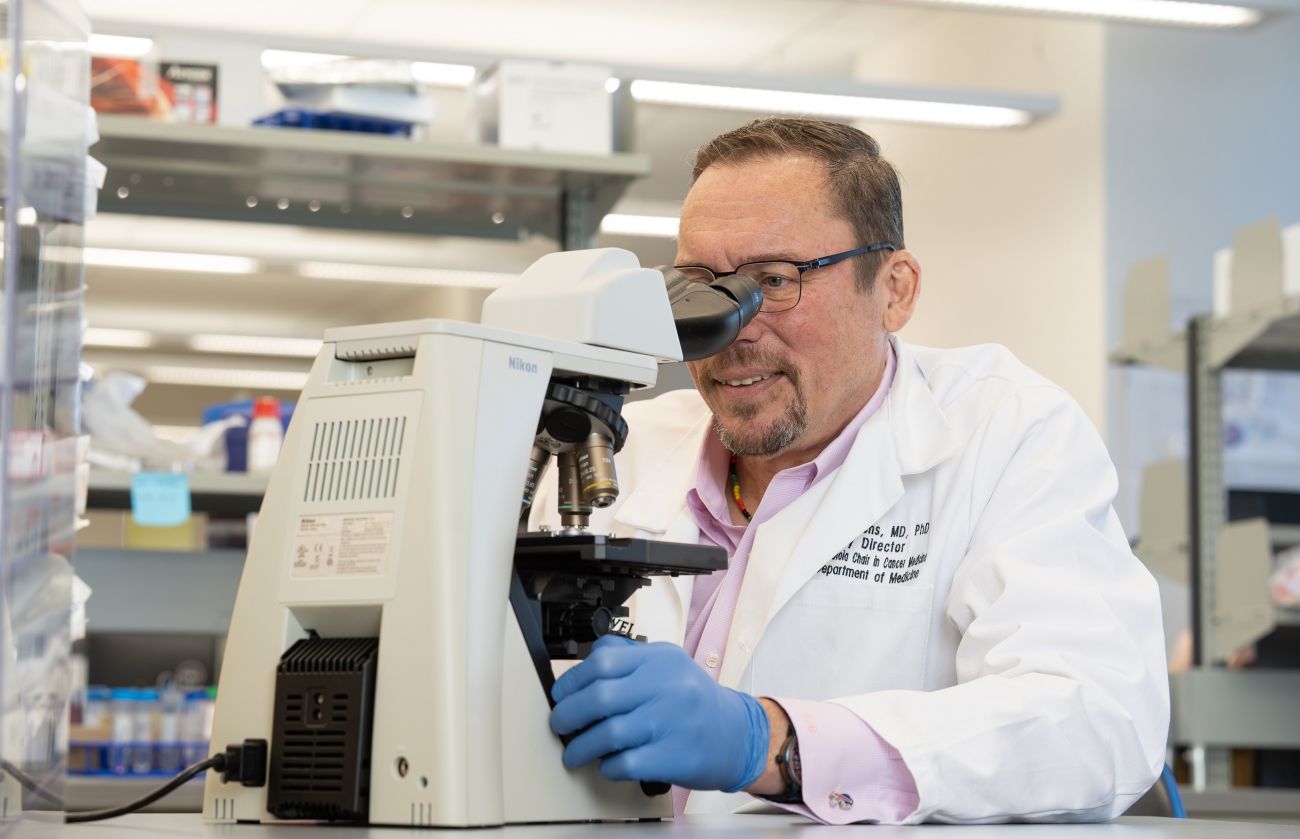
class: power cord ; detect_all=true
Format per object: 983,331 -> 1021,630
65,739 -> 267,824
65,755 -> 223,823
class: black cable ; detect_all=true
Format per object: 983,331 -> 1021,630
65,754 -> 225,824
0,759 -> 66,808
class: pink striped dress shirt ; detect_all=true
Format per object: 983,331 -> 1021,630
672,346 -> 919,823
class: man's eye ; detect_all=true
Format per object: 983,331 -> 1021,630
760,274 -> 792,289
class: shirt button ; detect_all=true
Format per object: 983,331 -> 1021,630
705,652 -> 721,669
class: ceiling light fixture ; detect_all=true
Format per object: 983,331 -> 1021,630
600,213 -> 680,238
410,61 -> 478,87
260,49 -> 347,69
143,365 -> 309,391
83,248 -> 259,275
262,50 -> 476,87
880,0 -> 1277,28
83,327 -> 154,349
88,34 -> 154,59
629,79 -> 1035,129
189,334 -> 323,358
298,261 -> 516,288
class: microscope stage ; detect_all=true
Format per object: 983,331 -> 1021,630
514,533 -> 726,577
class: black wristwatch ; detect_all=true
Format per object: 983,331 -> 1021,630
765,725 -> 803,804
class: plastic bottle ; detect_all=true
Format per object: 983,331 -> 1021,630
246,397 -> 283,474
133,688 -> 158,775
157,687 -> 183,773
84,686 -> 110,731
181,689 -> 209,765
83,687 -> 112,774
109,688 -> 135,775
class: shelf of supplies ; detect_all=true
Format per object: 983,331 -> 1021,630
1271,524 -> 1300,547
1181,787 -> 1300,821
1207,295 -> 1300,372
86,469 -> 266,516
75,548 -> 244,634
64,774 -> 202,814
91,116 -> 650,242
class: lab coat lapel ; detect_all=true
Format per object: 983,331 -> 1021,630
615,412 -> 711,643
717,338 -> 963,687
717,421 -> 901,688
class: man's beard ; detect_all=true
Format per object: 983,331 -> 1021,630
714,397 -> 807,457
697,346 -> 807,457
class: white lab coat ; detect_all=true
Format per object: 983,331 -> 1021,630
530,336 -> 1168,823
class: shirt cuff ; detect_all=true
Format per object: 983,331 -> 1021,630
764,696 -> 920,825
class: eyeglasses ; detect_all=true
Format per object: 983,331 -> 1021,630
673,243 -> 898,313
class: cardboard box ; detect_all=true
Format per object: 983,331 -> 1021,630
76,509 -> 209,551
474,60 -> 613,155
91,58 -> 218,124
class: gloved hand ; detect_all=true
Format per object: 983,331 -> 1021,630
549,634 -> 770,792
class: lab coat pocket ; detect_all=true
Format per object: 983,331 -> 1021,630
754,579 -> 936,699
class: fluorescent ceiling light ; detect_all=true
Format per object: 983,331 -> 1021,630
600,213 -> 680,238
262,51 -> 475,87
605,77 -> 622,94
143,365 -> 309,391
84,248 -> 259,275
629,79 -> 1032,129
299,261 -> 515,288
189,334 -> 323,358
260,49 -> 347,69
411,61 -> 477,87
84,327 -> 154,349
89,34 -> 154,58
885,0 -> 1267,27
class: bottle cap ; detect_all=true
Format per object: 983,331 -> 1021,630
252,396 -> 281,420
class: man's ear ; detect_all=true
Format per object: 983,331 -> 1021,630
880,250 -> 921,333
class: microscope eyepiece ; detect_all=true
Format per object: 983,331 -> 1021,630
658,267 -> 764,361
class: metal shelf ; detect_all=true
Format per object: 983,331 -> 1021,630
91,116 -> 650,247
74,548 -> 244,634
86,469 -> 265,516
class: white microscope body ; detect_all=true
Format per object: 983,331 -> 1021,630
203,249 -> 725,827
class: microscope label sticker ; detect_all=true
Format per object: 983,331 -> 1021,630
292,513 -> 393,578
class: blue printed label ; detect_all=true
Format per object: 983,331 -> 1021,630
130,472 -> 191,527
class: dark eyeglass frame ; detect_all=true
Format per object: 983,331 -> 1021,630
673,242 -> 899,313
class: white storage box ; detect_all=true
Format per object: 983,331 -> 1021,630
474,60 -> 613,155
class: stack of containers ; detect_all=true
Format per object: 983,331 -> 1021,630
70,686 -> 217,777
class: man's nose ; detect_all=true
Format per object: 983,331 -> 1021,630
734,310 -> 769,343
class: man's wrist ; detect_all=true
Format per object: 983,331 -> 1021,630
746,697 -> 793,796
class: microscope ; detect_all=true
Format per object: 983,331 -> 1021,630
202,249 -> 761,827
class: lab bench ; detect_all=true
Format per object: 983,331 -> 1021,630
15,813 -> 1300,838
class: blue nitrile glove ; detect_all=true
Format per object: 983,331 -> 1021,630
549,634 -> 770,792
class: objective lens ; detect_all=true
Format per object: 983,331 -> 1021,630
577,432 -> 618,508
521,444 -> 551,512
557,450 -> 592,528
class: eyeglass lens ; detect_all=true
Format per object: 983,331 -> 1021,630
676,262 -> 801,313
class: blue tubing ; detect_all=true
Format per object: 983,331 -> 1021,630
1161,763 -> 1187,819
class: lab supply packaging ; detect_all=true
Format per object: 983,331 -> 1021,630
474,60 -> 614,155
91,57 -> 218,124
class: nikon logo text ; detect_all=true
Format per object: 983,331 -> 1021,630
508,356 -> 539,374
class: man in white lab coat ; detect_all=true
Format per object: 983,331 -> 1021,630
538,118 -> 1169,824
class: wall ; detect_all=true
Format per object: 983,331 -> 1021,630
852,12 -> 1108,431
1105,15 -> 1300,533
